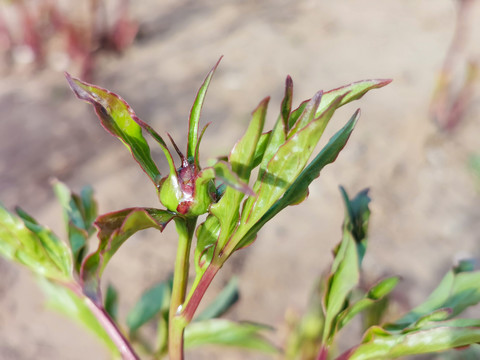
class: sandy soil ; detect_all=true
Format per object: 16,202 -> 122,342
1,1 -> 480,359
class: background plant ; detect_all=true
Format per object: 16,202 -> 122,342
0,0 -> 137,79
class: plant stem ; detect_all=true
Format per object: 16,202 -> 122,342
182,262 -> 221,323
168,217 -> 196,360
67,282 -> 139,360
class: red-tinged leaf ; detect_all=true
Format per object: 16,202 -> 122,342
80,208 -> 176,303
235,110 -> 359,251
241,93 -> 347,230
65,73 -> 168,183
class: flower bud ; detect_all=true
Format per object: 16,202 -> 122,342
158,161 -> 215,217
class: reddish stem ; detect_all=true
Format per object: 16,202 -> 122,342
66,282 -> 139,360
317,345 -> 328,360
182,263 -> 221,322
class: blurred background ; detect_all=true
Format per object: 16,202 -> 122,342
1,0 -> 480,359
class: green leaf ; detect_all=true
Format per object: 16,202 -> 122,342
241,93 -> 347,233
230,97 -> 269,182
53,181 -> 97,272
368,276 -> 399,300
287,90 -> 323,139
184,319 -> 278,354
251,131 -> 271,169
322,232 -> 360,344
65,73 -> 165,183
0,204 -> 72,281
236,110 -> 359,250
281,76 -> 293,131
200,161 -> 254,196
196,277 -> 239,321
126,280 -> 171,333
336,277 -> 399,331
104,283 -> 119,321
288,100 -> 309,129
321,187 -> 372,343
387,269 -> 480,330
340,186 -> 371,265
287,79 -> 391,131
39,279 -> 119,357
315,79 -> 392,119
345,319 -> 480,360
188,57 -> 222,161
208,97 -> 268,253
81,208 -> 176,303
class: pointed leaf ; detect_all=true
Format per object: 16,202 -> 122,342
242,93 -> 346,229
339,187 -> 371,266
288,90 -> 323,139
66,73 -> 163,183
315,79 -> 392,119
387,269 -> 480,330
208,98 -> 268,253
322,232 -> 360,343
321,187 -> 372,343
126,280 -> 171,333
230,97 -> 269,181
236,110 -> 359,250
281,76 -> 294,131
344,320 -> 480,360
336,277 -> 399,331
251,131 -> 271,169
188,57 -> 222,160
104,283 -> 119,321
184,319 -> 278,354
53,181 -> 97,272
203,161 -> 254,196
81,208 -> 176,303
0,205 -> 72,281
39,279 -> 119,357
196,277 -> 239,321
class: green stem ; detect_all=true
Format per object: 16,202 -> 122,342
168,217 -> 196,360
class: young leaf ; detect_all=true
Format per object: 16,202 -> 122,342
206,98 -> 268,253
287,90 -> 323,139
188,57 -> 222,160
235,109 -> 359,250
315,79 -> 392,120
281,76 -> 293,131
336,276 -> 399,331
242,93 -> 347,231
127,280 -> 171,333
104,283 -> 119,322
81,207 -> 176,303
199,161 -> 254,196
39,279 -> 119,357
386,268 -> 480,330
53,181 -> 97,272
343,319 -> 480,360
65,73 -> 164,184
339,187 -> 371,266
184,319 -> 278,354
322,187 -> 372,344
196,277 -> 239,321
0,204 -> 72,281
322,232 -> 360,344
251,131 -> 271,169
